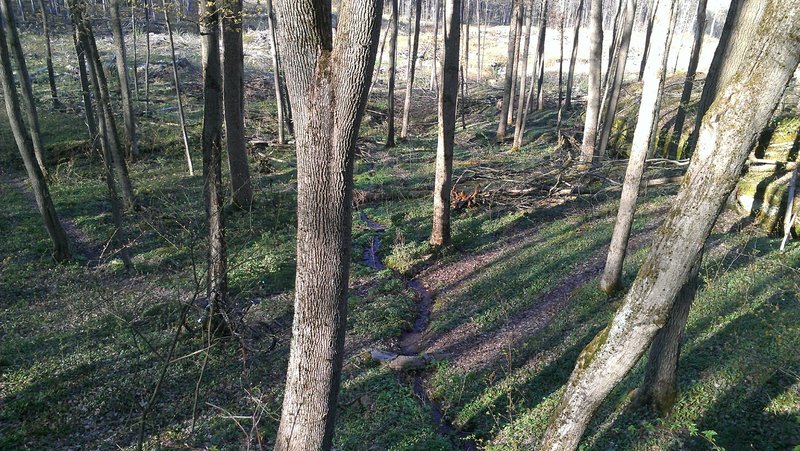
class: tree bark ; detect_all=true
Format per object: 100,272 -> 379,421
165,0 -> 194,175
1,0 -> 47,175
666,0 -> 706,159
221,0 -> 253,208
386,0 -> 398,147
199,0 -> 228,334
110,0 -> 140,161
38,0 -> 62,110
400,0 -> 422,139
563,0 -> 583,109
595,0 -> 636,158
506,1 -> 523,125
265,0 -> 286,144
0,12 -> 71,262
495,0 -> 521,142
72,29 -> 98,144
539,2 -> 800,448
637,0 -> 657,82
510,0 -> 533,149
599,0 -> 675,295
430,0 -> 461,247
578,0 -> 602,166
430,0 -> 440,91
272,0 -> 383,448
144,0 -> 151,115
533,0 -> 546,111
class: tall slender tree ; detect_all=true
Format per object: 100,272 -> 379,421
0,10 -> 71,261
37,0 -> 61,110
578,0 -> 602,166
164,0 -> 194,175
386,0 -> 399,147
271,0 -> 383,448
430,0 -> 461,247
564,0 -> 583,109
221,0 -> 253,207
495,0 -> 521,142
110,0 -> 140,161
400,0 -> 422,139
265,0 -> 286,144
539,2 -> 800,448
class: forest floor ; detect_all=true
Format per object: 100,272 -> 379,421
1,20 -> 800,451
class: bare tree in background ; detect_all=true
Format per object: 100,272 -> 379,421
578,0 -> 602,166
111,0 -> 140,161
400,0 -> 422,139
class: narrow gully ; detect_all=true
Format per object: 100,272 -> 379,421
359,212 -> 477,451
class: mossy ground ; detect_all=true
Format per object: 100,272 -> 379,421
1,11 -> 799,451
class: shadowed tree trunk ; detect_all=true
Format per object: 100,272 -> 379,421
199,0 -> 228,335
564,0 -> 583,109
400,0 -> 422,139
271,0 -> 383,448
599,0 -> 675,295
666,0 -> 706,159
495,0 -> 521,142
538,2 -> 800,448
430,0 -> 461,247
38,0 -> 62,110
110,0 -> 139,161
265,0 -> 286,143
221,0 -> 253,208
596,0 -> 636,158
1,0 -> 47,175
578,0 -> 602,166
165,0 -> 194,175
386,0 -> 398,147
0,13 -> 71,261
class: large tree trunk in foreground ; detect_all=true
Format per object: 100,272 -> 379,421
199,0 -> 228,335
599,0 -> 675,295
221,0 -> 253,208
631,251 -> 702,415
165,2 -> 195,176
110,0 -> 139,161
596,0 -> 636,158
495,0 -> 521,142
0,14 -> 71,262
578,0 -> 602,166
563,0 -> 583,110
386,0 -> 398,147
538,2 -> 800,448
400,0 -> 422,139
1,0 -> 47,175
38,0 -> 62,110
430,0 -> 461,247
272,0 -> 382,448
666,0 -> 706,159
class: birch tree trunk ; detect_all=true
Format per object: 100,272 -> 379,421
199,0 -> 228,335
578,0 -> 602,166
0,0 -> 47,175
400,0 -> 422,139
386,0 -> 398,147
539,3 -> 800,448
595,0 -> 636,158
0,14 -> 71,262
599,0 -> 675,295
666,0 -> 706,159
165,1 -> 194,175
110,0 -> 139,161
563,0 -> 583,109
495,0 -> 521,142
430,0 -> 460,247
221,0 -> 253,208
272,0 -> 383,448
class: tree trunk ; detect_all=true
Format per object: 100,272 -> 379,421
631,251 -> 702,415
131,3 -> 139,100
164,1 -> 194,175
386,0 -> 398,147
506,1 -> 523,125
72,29 -> 98,143
199,0 -> 229,334
602,0 -> 622,92
578,0 -> 602,166
533,0 -> 547,111
400,0 -> 422,139
595,0 -> 636,158
599,0 -> 675,295
476,0 -> 482,82
510,0 -> 533,149
272,0 -> 383,448
666,0 -> 706,159
539,2 -> 800,448
637,0 -> 656,82
110,0 -> 139,161
430,0 -> 461,247
221,0 -> 253,208
144,0 -> 151,115
0,15 -> 71,262
38,0 -> 62,110
495,0 -> 521,142
564,0 -> 583,109
430,0 -> 440,91
265,0 -> 286,144
1,0 -> 47,175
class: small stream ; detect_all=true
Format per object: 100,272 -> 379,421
359,212 -> 477,451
